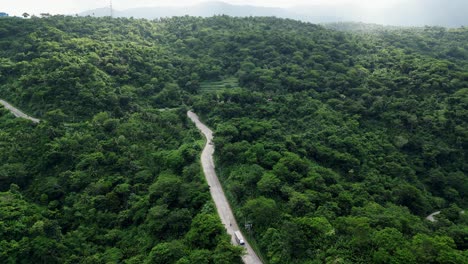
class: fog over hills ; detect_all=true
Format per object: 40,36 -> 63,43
80,0 -> 468,27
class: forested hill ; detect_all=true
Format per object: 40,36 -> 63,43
0,15 -> 467,263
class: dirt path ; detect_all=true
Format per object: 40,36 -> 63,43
187,111 -> 263,264
0,99 -> 40,123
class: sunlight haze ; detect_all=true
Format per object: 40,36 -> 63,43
3,0 -> 402,16
1,0 -> 466,27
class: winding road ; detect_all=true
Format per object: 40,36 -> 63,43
0,99 -> 40,123
426,210 -> 465,222
0,97 -> 459,256
426,211 -> 441,222
187,111 -> 263,264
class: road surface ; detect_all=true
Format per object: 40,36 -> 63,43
426,211 -> 441,222
426,210 -> 465,222
0,99 -> 40,123
187,111 -> 263,264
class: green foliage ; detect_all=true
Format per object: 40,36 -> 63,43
200,77 -> 239,94
186,17 -> 468,263
186,213 -> 225,250
241,197 -> 280,231
146,240 -> 186,264
0,15 -> 467,263
0,87 -> 228,262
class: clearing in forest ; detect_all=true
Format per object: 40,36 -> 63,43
199,77 -> 239,93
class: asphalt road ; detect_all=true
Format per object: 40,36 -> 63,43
426,210 -> 465,222
426,211 -> 441,222
187,111 -> 263,264
0,99 -> 40,123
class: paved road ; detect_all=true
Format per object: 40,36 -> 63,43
426,210 -> 465,222
187,111 -> 263,264
426,211 -> 441,222
0,99 -> 40,123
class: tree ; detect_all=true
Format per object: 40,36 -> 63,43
185,214 -> 225,250
257,172 -> 281,196
175,249 -> 211,264
393,184 -> 428,215
145,241 -> 186,264
410,234 -> 467,263
260,228 -> 290,264
371,228 -> 413,264
212,240 -> 244,264
241,196 -> 279,231
272,152 -> 310,183
149,173 -> 182,207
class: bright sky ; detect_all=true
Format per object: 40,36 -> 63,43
2,0 -> 402,16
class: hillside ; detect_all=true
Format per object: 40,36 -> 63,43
0,15 -> 467,263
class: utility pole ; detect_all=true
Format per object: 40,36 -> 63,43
108,0 -> 114,56
110,0 -> 113,18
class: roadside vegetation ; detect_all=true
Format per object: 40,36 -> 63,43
0,15 -> 467,263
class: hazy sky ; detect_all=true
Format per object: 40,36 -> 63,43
2,0 -> 403,16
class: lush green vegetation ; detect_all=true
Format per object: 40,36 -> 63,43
200,77 -> 238,94
0,15 -> 467,263
0,16 -> 244,264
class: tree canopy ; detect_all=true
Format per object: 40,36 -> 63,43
0,15 -> 467,263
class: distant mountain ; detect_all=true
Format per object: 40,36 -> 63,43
81,8 -> 113,17
379,0 -> 468,27
80,0 -> 468,27
80,2 -> 305,20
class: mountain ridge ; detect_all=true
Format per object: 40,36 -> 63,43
79,0 -> 468,27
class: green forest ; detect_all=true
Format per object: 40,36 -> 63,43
0,15 -> 467,263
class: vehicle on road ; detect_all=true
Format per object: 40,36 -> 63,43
235,231 -> 245,246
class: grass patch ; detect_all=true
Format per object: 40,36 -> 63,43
199,77 -> 239,93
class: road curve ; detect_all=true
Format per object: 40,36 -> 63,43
0,99 -> 40,123
426,211 -> 441,222
426,210 -> 465,222
187,111 -> 263,264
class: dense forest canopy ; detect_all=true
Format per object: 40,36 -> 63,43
0,15 -> 467,263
